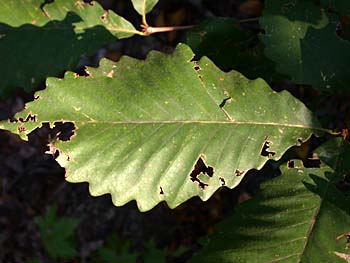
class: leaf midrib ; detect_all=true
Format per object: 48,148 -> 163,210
70,119 -> 327,130
298,146 -> 343,261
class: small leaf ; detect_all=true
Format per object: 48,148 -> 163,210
2,44 -> 325,211
143,240 -> 167,263
36,205 -> 80,260
131,0 -> 159,16
93,233 -> 139,263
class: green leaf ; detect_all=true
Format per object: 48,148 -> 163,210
0,0 -> 47,26
143,240 -> 167,263
260,0 -> 350,92
190,138 -> 350,263
93,233 -> 139,263
186,17 -> 285,83
0,0 -> 139,98
262,0 -> 325,24
300,22 -> 350,91
2,44 -> 325,211
131,0 -> 159,16
36,205 -> 80,260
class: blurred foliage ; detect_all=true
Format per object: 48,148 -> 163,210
91,233 -> 139,263
36,205 -> 80,260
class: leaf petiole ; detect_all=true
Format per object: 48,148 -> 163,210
141,24 -> 195,35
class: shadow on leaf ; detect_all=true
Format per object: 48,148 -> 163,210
0,11 -> 116,98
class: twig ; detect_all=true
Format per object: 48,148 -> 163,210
141,25 -> 195,35
140,16 -> 259,36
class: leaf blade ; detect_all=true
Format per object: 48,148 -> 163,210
0,0 -> 138,98
131,0 -> 159,16
2,44 -> 324,211
190,139 -> 350,263
260,0 -> 350,92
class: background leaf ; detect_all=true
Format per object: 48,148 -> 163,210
36,205 -> 80,260
92,233 -> 139,263
260,0 -> 350,92
0,0 -> 138,98
2,44 -> 324,211
190,138 -> 350,263
186,17 -> 285,83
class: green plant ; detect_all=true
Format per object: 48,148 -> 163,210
91,233 -> 139,263
36,205 -> 79,260
1,0 -> 349,262
190,138 -> 350,262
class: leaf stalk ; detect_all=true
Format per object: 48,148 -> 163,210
141,25 -> 195,35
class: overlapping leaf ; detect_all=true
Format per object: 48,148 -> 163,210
0,0 -> 139,98
190,138 -> 350,263
260,0 -> 350,92
186,17 -> 285,83
2,44 -> 324,211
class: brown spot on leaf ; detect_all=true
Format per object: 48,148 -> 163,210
160,187 -> 164,195
17,125 -> 25,133
100,12 -> 108,21
235,169 -> 244,176
219,177 -> 225,186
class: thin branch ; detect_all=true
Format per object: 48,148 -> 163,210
141,25 -> 195,35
